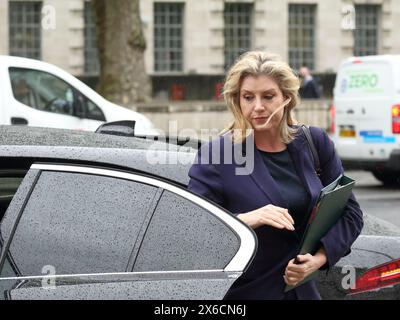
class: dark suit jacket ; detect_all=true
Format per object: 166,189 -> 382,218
187,126 -> 363,300
300,78 -> 321,99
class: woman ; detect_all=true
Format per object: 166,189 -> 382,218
187,51 -> 363,300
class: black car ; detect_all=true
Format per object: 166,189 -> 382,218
0,125 -> 399,299
0,125 -> 257,300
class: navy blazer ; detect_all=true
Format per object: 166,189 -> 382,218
187,126 -> 363,300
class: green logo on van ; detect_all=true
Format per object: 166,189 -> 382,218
344,69 -> 383,93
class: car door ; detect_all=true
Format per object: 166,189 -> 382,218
0,163 -> 256,300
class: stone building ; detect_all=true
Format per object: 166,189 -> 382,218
1,0 -> 399,99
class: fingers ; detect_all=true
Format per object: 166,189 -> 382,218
261,205 -> 295,231
250,205 -> 295,231
284,272 -> 301,285
286,255 -> 313,273
284,254 -> 316,286
258,217 -> 286,229
259,214 -> 294,231
283,210 -> 295,226
285,269 -> 300,279
283,275 -> 299,286
266,205 -> 295,226
284,266 -> 306,286
271,206 -> 295,225
295,254 -> 312,263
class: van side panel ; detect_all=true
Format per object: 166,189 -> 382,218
333,57 -> 400,169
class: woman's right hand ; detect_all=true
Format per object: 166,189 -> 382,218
237,204 -> 295,230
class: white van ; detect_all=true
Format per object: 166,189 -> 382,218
0,56 -> 158,135
333,55 -> 400,184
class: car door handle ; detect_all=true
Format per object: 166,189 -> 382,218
11,117 -> 28,125
346,109 -> 354,114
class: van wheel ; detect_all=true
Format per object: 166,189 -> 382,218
371,170 -> 400,186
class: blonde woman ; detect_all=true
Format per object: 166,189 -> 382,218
188,51 -> 363,300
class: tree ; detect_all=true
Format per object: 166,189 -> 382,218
91,0 -> 151,107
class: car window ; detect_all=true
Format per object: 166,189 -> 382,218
9,67 -> 75,116
75,91 -> 106,121
0,176 -> 24,223
1,171 -> 158,276
87,98 -> 105,121
133,190 -> 240,272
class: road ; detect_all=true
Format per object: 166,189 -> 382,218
346,170 -> 400,228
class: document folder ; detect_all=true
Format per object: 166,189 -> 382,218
284,174 -> 355,292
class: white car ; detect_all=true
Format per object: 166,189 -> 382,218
333,55 -> 400,185
0,55 -> 158,135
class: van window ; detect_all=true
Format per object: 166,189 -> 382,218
75,91 -> 106,121
335,62 -> 392,98
9,68 -> 75,116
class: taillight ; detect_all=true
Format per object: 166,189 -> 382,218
329,105 -> 336,134
393,105 -> 400,134
348,258 -> 400,295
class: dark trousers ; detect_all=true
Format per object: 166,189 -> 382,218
283,289 -> 298,300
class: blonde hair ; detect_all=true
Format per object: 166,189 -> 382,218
221,51 -> 300,144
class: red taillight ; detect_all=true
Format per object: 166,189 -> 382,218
348,258 -> 400,295
329,105 -> 336,134
392,105 -> 400,134
353,59 -> 362,64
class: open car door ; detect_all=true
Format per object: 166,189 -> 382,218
0,163 -> 257,300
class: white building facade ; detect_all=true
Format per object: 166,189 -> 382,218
1,0 -> 400,98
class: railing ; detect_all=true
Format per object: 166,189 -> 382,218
136,99 -> 332,138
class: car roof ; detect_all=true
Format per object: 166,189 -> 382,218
341,54 -> 400,65
0,126 -> 197,185
0,55 -> 60,71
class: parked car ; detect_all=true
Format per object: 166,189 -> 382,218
0,56 -> 158,135
0,125 -> 399,299
0,125 -> 256,300
332,55 -> 400,185
316,229 -> 400,300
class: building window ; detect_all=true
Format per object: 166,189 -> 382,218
9,1 -> 42,59
354,5 -> 380,56
224,3 -> 253,70
84,1 -> 100,75
288,4 -> 316,71
154,2 -> 184,72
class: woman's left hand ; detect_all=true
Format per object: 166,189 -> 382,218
283,248 -> 327,286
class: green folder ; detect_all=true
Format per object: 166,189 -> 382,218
284,174 -> 355,292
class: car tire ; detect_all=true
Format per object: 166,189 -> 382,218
371,170 -> 400,186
